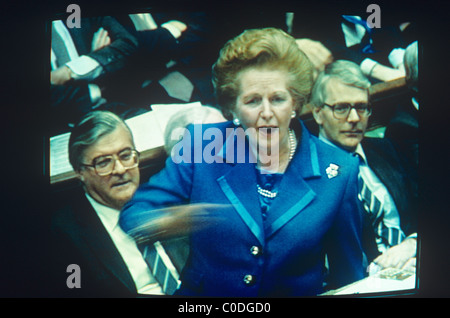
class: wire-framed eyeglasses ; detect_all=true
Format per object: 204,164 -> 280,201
323,102 -> 372,119
82,148 -> 140,176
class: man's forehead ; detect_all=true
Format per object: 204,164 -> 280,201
84,125 -> 134,159
324,78 -> 368,103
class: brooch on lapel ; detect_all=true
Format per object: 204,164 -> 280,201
326,163 -> 340,179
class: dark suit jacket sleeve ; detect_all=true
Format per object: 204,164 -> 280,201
169,12 -> 218,67
363,137 -> 418,236
115,13 -> 218,74
82,16 -> 139,75
49,84 -> 95,134
51,84 -> 92,111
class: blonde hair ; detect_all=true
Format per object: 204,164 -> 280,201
212,27 -> 314,119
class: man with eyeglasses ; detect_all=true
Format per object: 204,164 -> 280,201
51,110 -> 165,296
310,60 -> 418,275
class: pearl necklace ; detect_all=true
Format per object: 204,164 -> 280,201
256,129 -> 297,198
288,128 -> 296,161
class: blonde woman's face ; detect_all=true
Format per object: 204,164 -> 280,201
234,68 -> 295,155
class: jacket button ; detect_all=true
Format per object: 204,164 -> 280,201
243,274 -> 254,285
250,246 -> 261,256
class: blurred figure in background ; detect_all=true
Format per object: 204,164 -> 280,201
163,105 -> 226,155
114,13 -> 218,108
50,17 -> 144,135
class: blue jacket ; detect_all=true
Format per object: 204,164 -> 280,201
120,120 -> 365,296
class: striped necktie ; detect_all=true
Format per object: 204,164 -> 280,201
141,241 -> 181,295
355,154 -> 405,252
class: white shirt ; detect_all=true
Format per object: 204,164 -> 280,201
85,194 -> 164,295
51,20 -> 103,79
51,20 -> 103,104
128,13 -> 182,39
341,15 -> 367,48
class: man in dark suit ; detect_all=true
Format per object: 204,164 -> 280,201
111,12 -> 219,108
50,111 -> 169,297
289,5 -> 416,83
50,16 -> 143,135
310,60 -> 418,272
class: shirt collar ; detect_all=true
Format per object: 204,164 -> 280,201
353,143 -> 367,163
318,133 -> 367,163
85,193 -> 120,232
318,133 -> 336,148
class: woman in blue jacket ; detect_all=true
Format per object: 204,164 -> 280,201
120,27 -> 365,296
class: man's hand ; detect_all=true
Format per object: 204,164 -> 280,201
50,65 -> 73,85
374,237 -> 417,271
91,27 -> 111,52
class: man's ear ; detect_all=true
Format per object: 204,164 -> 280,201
76,170 -> 85,183
312,106 -> 323,125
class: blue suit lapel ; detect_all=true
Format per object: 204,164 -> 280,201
264,123 -> 322,239
217,162 -> 265,247
215,121 -> 323,244
216,125 -> 265,246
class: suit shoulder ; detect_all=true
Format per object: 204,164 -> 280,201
51,202 -> 81,235
311,134 -> 356,163
362,137 -> 401,159
51,193 -> 91,232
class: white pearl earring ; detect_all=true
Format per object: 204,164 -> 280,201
291,111 -> 296,118
233,117 -> 241,126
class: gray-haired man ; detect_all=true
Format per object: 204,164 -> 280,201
51,111 -> 164,296
311,60 -> 418,274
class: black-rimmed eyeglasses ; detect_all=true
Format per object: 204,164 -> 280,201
82,148 -> 140,176
323,103 -> 372,119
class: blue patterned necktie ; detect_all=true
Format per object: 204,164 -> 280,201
141,241 -> 181,295
355,153 -> 405,251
